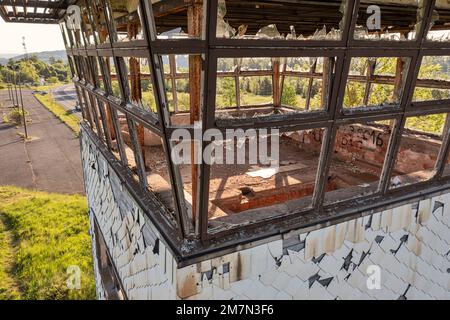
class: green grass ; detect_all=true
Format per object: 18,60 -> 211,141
34,94 -> 80,135
0,83 -> 66,92
25,83 -> 68,92
2,114 -> 9,124
0,215 -> 20,300
2,108 -> 28,126
0,186 -> 95,300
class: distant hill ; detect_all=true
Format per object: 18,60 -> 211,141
15,50 -> 68,63
0,50 -> 67,64
0,53 -> 19,65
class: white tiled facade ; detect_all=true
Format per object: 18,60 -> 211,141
81,131 -> 450,300
82,134 -> 177,300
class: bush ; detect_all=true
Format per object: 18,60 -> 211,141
46,76 -> 59,84
6,109 -> 26,126
281,83 -> 297,107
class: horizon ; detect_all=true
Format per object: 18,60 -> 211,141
0,49 -> 66,57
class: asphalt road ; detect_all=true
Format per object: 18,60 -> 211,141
50,83 -> 82,121
0,89 -> 85,194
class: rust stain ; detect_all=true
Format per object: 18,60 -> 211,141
236,253 -> 242,281
178,272 -> 198,299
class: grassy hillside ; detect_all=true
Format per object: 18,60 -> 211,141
0,186 -> 95,300
3,50 -> 68,64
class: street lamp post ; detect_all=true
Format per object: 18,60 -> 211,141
15,65 -> 28,139
10,73 -> 16,105
8,65 -> 19,108
7,73 -> 13,101
7,64 -> 28,139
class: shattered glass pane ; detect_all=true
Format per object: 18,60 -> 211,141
109,0 -> 144,42
159,54 -> 196,114
91,0 -> 110,44
354,0 -> 425,41
343,57 -> 411,110
427,1 -> 450,41
151,0 -> 205,39
215,56 -> 335,119
216,0 -> 348,41
413,56 -> 450,103
207,129 -> 324,232
123,57 -> 157,114
325,120 -> 395,205
390,114 -> 447,189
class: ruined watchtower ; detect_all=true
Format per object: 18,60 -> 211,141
3,0 -> 450,299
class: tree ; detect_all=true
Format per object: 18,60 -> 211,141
220,77 -> 236,106
18,61 -> 39,84
281,83 -> 297,107
47,76 -> 59,84
295,79 -> 304,95
259,77 -> 272,96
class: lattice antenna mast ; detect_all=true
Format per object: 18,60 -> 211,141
22,36 -> 28,61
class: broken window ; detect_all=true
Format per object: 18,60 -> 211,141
151,0 -> 205,40
427,1 -> 450,41
90,0 -> 112,44
216,0 -> 348,41
59,21 -> 72,48
206,128 -> 323,232
324,120 -> 395,205
68,0 -> 450,242
91,96 -> 109,144
281,57 -> 328,112
160,55 -> 193,113
73,56 -> 84,81
77,57 -> 90,83
145,136 -> 184,227
86,92 -> 105,138
67,56 -> 77,80
80,89 -> 97,131
215,56 -> 335,119
108,0 -> 144,42
108,108 -> 128,165
85,57 -> 98,86
79,0 -> 96,46
121,56 -> 157,114
76,86 -> 91,126
96,101 -> 115,150
343,57 -> 410,110
104,57 -> 121,99
116,115 -> 141,184
354,0 -> 425,41
95,57 -> 106,92
413,56 -> 450,103
390,114 -> 448,188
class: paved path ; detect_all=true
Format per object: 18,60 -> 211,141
50,84 -> 82,121
0,89 -> 85,194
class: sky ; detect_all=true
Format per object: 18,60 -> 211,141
0,19 -> 65,55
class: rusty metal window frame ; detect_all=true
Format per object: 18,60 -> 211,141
67,0 -> 450,246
